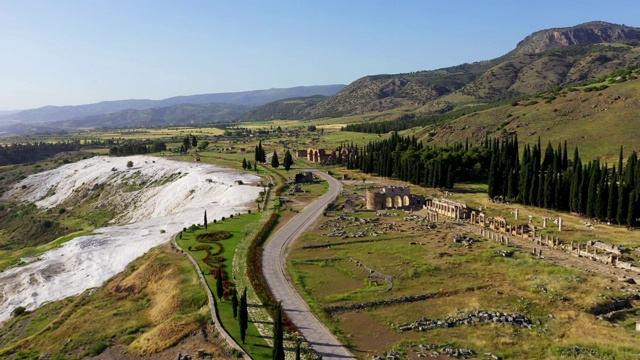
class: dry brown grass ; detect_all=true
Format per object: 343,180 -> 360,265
0,244 -> 223,358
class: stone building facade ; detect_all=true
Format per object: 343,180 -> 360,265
425,198 -> 470,220
366,186 -> 425,211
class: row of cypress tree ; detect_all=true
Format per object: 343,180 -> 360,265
487,137 -> 640,226
345,132 -> 492,188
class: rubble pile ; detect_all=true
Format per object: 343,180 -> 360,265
399,310 -> 532,331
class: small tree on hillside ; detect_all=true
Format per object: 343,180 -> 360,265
191,135 -> 198,148
242,158 -> 248,170
271,151 -> 280,168
126,160 -> 134,168
204,210 -> 208,230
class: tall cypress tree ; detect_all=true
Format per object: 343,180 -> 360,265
617,184 -> 628,225
488,152 -> 499,198
272,302 -> 285,360
283,150 -> 293,171
595,164 -> 608,220
628,191 -> 637,227
232,288 -> 239,319
239,288 -> 248,343
204,210 -> 208,230
271,150 -> 280,168
216,268 -> 224,299
607,168 -> 618,223
586,162 -> 599,218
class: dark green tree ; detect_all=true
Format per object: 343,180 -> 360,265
183,136 -> 191,151
295,342 -> 301,360
239,288 -> 248,343
272,302 -> 285,360
271,150 -> 280,168
191,135 -> 198,148
216,268 -> 224,299
204,210 -> 208,230
628,191 -> 637,228
242,158 -> 248,170
283,150 -> 293,171
232,288 -> 239,319
607,169 -> 618,222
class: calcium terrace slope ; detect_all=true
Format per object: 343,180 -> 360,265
0,155 -> 261,322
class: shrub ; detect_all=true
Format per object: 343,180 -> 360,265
58,208 -> 66,214
11,306 -> 26,317
160,229 -> 166,234
126,160 -> 134,168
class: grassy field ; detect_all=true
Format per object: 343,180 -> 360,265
287,179 -> 640,359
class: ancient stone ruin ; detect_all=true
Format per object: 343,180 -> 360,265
366,186 -> 425,211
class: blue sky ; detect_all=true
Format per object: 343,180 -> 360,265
1,0 -> 639,110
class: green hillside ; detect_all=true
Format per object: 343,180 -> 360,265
410,67 -> 640,161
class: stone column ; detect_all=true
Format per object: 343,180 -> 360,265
515,208 -> 519,220
543,218 -> 547,228
558,217 -> 563,232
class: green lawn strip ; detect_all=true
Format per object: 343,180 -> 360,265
0,230 -> 95,271
177,214 -> 273,360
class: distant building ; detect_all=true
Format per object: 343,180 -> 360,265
365,186 -> 425,211
296,149 -> 308,158
305,147 -> 357,165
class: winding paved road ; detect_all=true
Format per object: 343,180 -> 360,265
262,170 -> 355,359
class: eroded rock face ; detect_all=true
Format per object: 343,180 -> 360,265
514,21 -> 640,55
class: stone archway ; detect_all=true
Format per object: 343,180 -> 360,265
386,196 -> 394,208
403,195 -> 410,207
394,195 -> 402,208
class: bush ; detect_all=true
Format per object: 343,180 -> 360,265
11,306 -> 26,317
58,208 -> 66,214
126,160 -> 134,168
160,229 -> 166,234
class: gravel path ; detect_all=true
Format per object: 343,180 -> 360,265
262,170 -> 355,359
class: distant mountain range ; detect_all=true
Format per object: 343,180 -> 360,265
0,85 -> 345,136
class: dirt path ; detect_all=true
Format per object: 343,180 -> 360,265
262,170 -> 355,359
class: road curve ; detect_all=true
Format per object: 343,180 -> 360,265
262,170 -> 355,359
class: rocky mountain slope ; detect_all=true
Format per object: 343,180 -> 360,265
300,22 -> 640,119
